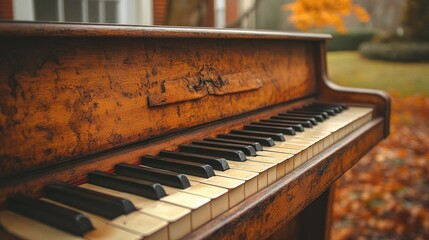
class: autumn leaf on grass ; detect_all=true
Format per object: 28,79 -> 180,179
332,94 -> 429,239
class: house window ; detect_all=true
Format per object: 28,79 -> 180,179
13,0 -> 153,25
33,0 -> 119,23
34,0 -> 58,21
64,0 -> 83,22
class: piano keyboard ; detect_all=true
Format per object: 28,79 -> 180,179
0,103 -> 374,240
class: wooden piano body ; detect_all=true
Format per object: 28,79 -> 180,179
0,22 -> 390,239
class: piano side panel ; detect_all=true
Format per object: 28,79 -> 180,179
315,43 -> 391,136
0,36 -> 318,177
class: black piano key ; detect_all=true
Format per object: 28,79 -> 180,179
204,137 -> 263,151
230,130 -> 285,142
180,144 -> 247,161
260,119 -> 313,128
88,171 -> 167,200
7,194 -> 94,236
301,106 -> 336,115
251,122 -> 304,132
304,108 -> 336,116
314,107 -> 339,114
271,115 -> 318,125
217,134 -> 275,147
325,106 -> 342,112
323,103 -> 347,110
159,150 -> 230,171
192,140 -> 256,157
44,182 -> 136,220
302,106 -> 339,116
330,106 -> 343,112
335,106 -> 345,111
141,155 -> 215,178
291,108 -> 331,117
311,103 -> 345,110
286,111 -> 327,121
309,103 -> 345,112
289,109 -> 329,119
280,112 -> 324,122
115,163 -> 191,189
243,124 -> 295,135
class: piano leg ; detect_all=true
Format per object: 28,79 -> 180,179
301,183 -> 336,240
268,183 -> 336,240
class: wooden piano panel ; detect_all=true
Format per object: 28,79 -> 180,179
0,33 -> 318,177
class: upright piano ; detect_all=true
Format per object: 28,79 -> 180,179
0,22 -> 390,240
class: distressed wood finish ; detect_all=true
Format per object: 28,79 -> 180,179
0,25 -> 319,177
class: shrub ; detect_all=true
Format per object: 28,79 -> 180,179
359,41 -> 429,62
327,31 -> 375,51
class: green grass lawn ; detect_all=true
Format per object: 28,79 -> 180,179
327,51 -> 429,96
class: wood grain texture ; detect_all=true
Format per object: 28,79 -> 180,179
0,32 -> 318,177
183,118 -> 385,240
147,71 -> 263,107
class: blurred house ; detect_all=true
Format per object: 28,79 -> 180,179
1,0 -> 257,28
0,0 -> 405,36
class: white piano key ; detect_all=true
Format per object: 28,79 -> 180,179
80,183 -> 191,240
160,192 -> 211,230
163,182 -> 229,218
187,175 -> 245,208
0,211 -> 85,240
42,198 -> 168,240
213,168 -> 258,198
225,160 -> 276,190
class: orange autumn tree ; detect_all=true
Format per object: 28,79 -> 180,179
282,0 -> 370,33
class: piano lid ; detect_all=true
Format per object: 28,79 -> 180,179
0,21 -> 332,40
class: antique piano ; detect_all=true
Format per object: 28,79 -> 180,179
0,22 -> 390,240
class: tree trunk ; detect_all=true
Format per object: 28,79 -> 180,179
402,0 -> 429,41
